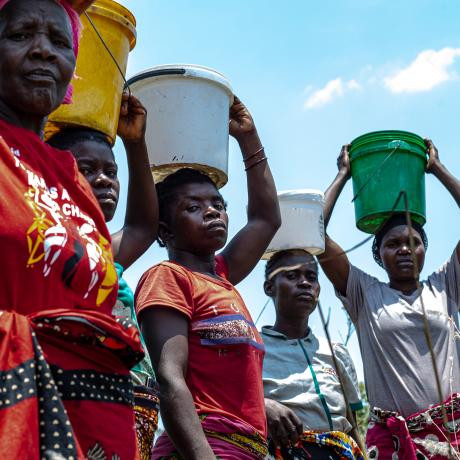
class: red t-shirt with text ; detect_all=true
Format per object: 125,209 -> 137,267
135,256 -> 267,437
0,118 -> 117,314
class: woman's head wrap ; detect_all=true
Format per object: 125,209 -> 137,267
0,0 -> 82,104
372,213 -> 428,268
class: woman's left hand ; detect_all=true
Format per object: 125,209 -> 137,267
229,96 -> 257,143
117,93 -> 147,144
425,138 -> 440,173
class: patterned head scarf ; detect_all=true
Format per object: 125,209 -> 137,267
0,0 -> 82,104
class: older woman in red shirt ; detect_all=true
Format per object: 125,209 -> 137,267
0,1 -> 143,458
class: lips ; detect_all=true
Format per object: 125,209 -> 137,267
296,292 -> 315,301
396,258 -> 414,267
95,192 -> 117,203
24,68 -> 56,83
206,220 -> 227,231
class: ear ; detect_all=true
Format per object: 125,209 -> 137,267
158,221 -> 173,246
263,279 -> 275,298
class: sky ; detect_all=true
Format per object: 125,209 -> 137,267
105,0 -> 460,380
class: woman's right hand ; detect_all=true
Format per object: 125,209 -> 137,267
337,144 -> 352,179
265,398 -> 303,448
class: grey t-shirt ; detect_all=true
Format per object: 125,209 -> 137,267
337,250 -> 460,417
262,327 -> 362,433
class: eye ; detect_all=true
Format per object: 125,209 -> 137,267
214,202 -> 225,211
285,271 -> 297,280
53,37 -> 72,49
106,169 -> 117,179
8,32 -> 30,41
186,205 -> 200,212
79,167 -> 92,177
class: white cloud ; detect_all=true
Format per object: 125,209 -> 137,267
384,47 -> 460,93
304,78 -> 360,109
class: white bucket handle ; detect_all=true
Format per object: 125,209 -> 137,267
127,68 -> 187,87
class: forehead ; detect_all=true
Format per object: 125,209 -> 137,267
176,181 -> 222,201
1,0 -> 71,33
275,251 -> 318,273
383,224 -> 422,241
71,140 -> 115,164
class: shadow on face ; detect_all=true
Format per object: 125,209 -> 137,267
157,173 -> 228,255
264,249 -> 320,321
71,140 -> 120,222
0,0 -> 76,118
379,225 -> 426,282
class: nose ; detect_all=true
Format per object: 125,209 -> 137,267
204,205 -> 220,219
298,276 -> 312,287
93,172 -> 113,188
398,244 -> 411,254
29,33 -> 57,62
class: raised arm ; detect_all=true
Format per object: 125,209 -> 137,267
317,145 -> 352,296
426,139 -> 460,261
140,308 -> 216,460
221,96 -> 281,285
111,94 -> 158,269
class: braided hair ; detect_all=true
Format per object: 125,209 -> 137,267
156,168 -> 220,247
372,214 -> 428,268
47,127 -> 112,154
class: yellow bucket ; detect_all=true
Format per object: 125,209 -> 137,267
45,0 -> 136,144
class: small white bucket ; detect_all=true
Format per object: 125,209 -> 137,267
127,64 -> 233,188
263,189 -> 325,259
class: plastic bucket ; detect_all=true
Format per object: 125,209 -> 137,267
126,64 -> 234,188
349,130 -> 427,234
45,0 -> 136,144
263,189 -> 325,260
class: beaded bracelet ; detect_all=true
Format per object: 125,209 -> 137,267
243,146 -> 265,163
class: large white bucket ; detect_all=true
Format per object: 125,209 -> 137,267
127,64 -> 233,188
263,189 -> 325,259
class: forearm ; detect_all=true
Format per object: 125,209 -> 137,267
123,138 -> 158,232
239,132 -> 281,229
159,379 -> 215,460
324,169 -> 349,228
431,160 -> 460,207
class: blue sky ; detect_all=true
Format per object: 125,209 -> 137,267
109,0 -> 460,380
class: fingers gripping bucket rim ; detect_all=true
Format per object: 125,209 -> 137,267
45,0 -> 137,145
263,189 -> 325,260
126,64 -> 234,189
349,130 -> 428,234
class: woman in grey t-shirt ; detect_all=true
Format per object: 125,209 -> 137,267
262,249 -> 364,460
318,140 -> 460,459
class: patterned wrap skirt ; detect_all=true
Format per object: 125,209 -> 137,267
153,413 -> 268,459
267,430 -> 365,460
367,393 -> 460,459
0,309 -> 144,459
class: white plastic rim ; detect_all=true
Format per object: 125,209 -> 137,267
263,189 -> 325,259
127,64 -> 233,188
128,64 -> 233,97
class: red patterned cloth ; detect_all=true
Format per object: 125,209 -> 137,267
367,394 -> 460,459
0,310 -> 144,459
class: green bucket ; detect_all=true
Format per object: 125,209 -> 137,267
349,130 -> 427,234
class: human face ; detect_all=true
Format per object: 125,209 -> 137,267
72,140 -> 120,222
380,225 -> 425,282
0,0 -> 75,119
162,181 -> 228,255
266,251 -> 320,320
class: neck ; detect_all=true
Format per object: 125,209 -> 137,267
389,277 -> 420,295
0,100 -> 45,135
167,248 -> 218,277
272,315 -> 310,340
